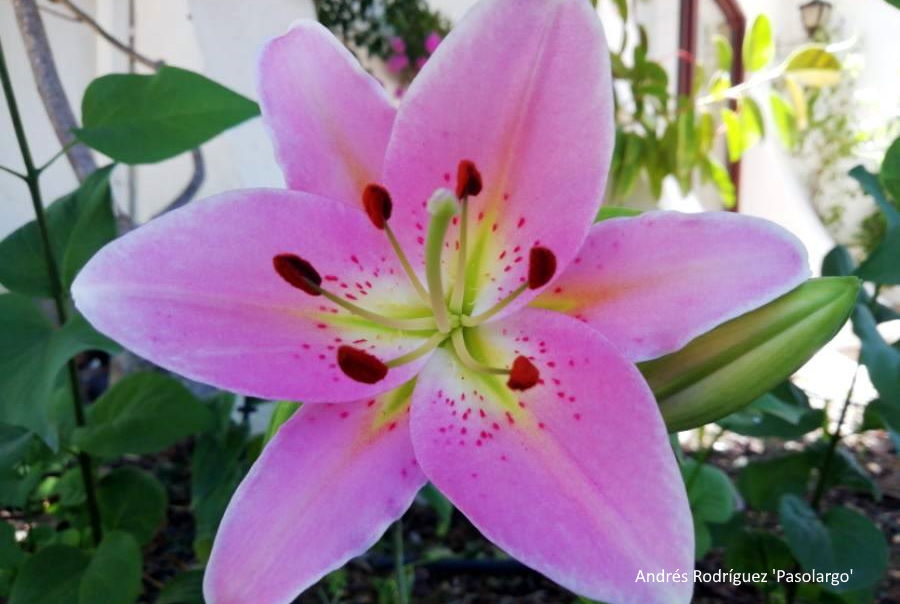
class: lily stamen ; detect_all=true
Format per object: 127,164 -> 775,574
450,160 -> 481,314
362,184 -> 430,305
385,331 -> 448,368
274,253 -> 436,331
463,246 -> 557,327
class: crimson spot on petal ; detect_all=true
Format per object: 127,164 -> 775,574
507,356 -> 539,391
528,247 -> 557,289
362,184 -> 393,229
273,254 -> 322,296
337,346 -> 388,384
455,159 -> 483,198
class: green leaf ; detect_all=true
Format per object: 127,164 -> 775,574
701,157 -> 736,208
97,466 -> 167,545
721,107 -> 743,162
822,245 -> 856,277
78,531 -> 142,604
743,14 -> 774,71
681,458 -> 736,523
595,206 -> 642,222
0,424 -> 35,468
52,467 -> 87,507
713,34 -> 733,71
852,303 -> 900,405
725,530 -> 794,582
76,66 -> 259,164
708,70 -> 731,100
262,401 -> 301,445
784,45 -> 842,87
0,295 -> 119,447
643,278 -> 858,432
157,570 -> 204,604
882,137 -> 900,202
737,452 -> 811,511
421,483 -> 454,538
73,372 -> 213,457
809,442 -> 880,500
770,92 -> 798,149
779,495 -> 888,591
8,544 -> 90,604
0,166 -> 115,297
741,96 -> 766,143
0,523 -> 24,570
719,386 -> 825,440
850,166 -> 900,284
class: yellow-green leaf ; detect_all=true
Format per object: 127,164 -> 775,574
743,15 -> 774,71
784,44 -> 842,87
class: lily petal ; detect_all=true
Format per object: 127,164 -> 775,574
72,189 -> 432,402
410,309 -> 693,604
533,211 -> 810,362
384,0 -> 613,316
259,21 -> 395,204
205,384 -> 425,604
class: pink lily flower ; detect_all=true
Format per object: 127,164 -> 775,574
386,53 -> 411,74
72,1 -> 809,603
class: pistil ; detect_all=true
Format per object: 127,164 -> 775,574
424,189 -> 460,333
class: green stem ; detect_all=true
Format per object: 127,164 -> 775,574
810,364 -> 859,511
0,35 -> 103,546
393,520 -> 409,604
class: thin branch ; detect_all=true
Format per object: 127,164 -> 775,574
37,3 -> 79,22
50,0 -> 161,70
0,164 -> 28,180
158,148 -> 206,215
12,0 -> 96,181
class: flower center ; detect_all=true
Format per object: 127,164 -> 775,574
273,160 -> 553,391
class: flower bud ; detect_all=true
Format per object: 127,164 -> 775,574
640,277 -> 859,432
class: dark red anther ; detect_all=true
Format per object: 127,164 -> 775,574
363,184 -> 393,229
528,247 -> 557,289
273,254 -> 322,296
507,356 -> 540,391
337,346 -> 388,384
455,159 -> 482,198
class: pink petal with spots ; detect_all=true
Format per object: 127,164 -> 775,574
72,189 -> 432,402
205,385 -> 425,604
409,309 -> 693,604
383,0 -> 613,316
259,21 -> 395,204
533,211 -> 810,362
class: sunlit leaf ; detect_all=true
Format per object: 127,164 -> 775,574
770,92 -> 798,149
784,44 -> 842,87
743,15 -> 774,71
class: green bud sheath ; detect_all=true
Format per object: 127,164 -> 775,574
641,277 -> 859,432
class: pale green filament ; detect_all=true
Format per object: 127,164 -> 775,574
314,286 -> 436,331
384,223 -> 430,305
385,331 -> 448,368
461,283 -> 528,327
450,329 -> 508,376
424,189 -> 459,333
449,197 -> 469,314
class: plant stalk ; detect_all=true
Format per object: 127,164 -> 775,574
393,520 -> 409,604
809,364 -> 859,511
0,34 -> 103,545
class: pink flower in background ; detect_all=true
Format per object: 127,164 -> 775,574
386,52 -> 410,73
415,56 -> 428,70
389,36 -> 406,54
424,30 -> 442,54
72,0 -> 809,603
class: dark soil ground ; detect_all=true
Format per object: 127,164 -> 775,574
135,431 -> 899,604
